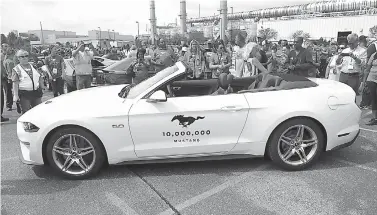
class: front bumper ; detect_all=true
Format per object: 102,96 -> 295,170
19,141 -> 44,165
17,121 -> 45,165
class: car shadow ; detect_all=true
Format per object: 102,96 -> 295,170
1,176 -> 81,196
98,157 -> 269,180
9,135 -> 375,184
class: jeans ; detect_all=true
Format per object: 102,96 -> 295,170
368,81 -> 377,112
1,84 -> 4,116
51,77 -> 64,97
4,80 -> 13,108
76,75 -> 92,90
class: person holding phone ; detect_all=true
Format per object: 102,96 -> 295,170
336,34 -> 367,93
72,41 -> 98,90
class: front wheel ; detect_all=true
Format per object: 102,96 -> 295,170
267,118 -> 325,171
45,127 -> 106,179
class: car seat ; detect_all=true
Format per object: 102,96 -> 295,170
212,73 -> 234,95
248,73 -> 283,90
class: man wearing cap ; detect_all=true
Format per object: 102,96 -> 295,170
336,33 -> 367,93
45,46 -> 65,97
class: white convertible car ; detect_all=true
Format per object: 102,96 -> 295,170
17,62 -> 361,179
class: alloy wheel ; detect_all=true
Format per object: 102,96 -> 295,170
52,134 -> 96,175
277,125 -> 318,166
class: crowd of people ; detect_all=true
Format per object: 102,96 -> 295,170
1,32 -> 377,125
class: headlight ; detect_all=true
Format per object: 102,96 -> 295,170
22,122 -> 40,132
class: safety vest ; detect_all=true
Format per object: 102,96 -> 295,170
14,64 -> 40,91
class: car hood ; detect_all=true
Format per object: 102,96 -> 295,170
19,84 -> 130,123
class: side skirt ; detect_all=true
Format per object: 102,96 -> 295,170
113,154 -> 262,166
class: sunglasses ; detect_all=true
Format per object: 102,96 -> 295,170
19,55 -> 29,58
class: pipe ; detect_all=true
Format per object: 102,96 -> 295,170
187,0 -> 377,23
150,0 -> 157,44
220,0 -> 227,41
180,0 -> 187,34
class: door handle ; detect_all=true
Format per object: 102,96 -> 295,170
172,87 -> 181,90
221,106 -> 243,111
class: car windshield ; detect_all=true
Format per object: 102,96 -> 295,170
118,65 -> 179,99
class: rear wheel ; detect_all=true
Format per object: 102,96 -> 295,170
268,118 -> 325,171
45,127 -> 106,179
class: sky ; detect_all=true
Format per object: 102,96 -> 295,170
1,0 -> 317,36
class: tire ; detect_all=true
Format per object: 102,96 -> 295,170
45,127 -> 106,179
267,118 -> 325,171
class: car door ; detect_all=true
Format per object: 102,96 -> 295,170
128,93 -> 250,158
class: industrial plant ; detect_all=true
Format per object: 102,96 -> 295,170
151,0 -> 377,43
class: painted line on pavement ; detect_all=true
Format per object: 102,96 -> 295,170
360,128 -> 377,133
157,164 -> 269,215
360,145 -> 376,152
336,158 -> 377,173
105,192 -> 140,215
1,156 -> 18,162
362,111 -> 372,118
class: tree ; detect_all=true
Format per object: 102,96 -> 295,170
7,32 -> 18,47
368,26 -> 376,37
291,30 -> 310,40
1,34 -> 7,44
258,28 -> 278,41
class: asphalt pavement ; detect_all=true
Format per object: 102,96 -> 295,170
1,92 -> 377,215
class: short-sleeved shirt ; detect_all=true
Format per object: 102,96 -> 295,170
210,52 -> 231,76
367,52 -> 377,83
367,42 -> 377,60
45,55 -> 64,79
73,51 -> 93,76
288,47 -> 313,66
3,56 -> 15,79
337,46 -> 367,74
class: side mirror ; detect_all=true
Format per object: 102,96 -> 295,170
147,90 -> 167,103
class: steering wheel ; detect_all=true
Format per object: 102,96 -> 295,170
167,84 -> 175,97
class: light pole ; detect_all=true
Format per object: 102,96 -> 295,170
136,21 -> 140,37
98,27 -> 101,48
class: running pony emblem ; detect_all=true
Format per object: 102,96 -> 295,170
171,115 -> 205,128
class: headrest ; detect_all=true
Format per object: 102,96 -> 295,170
218,73 -> 234,89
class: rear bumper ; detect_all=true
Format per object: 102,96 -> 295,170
330,129 -> 360,151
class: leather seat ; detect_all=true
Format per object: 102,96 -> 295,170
248,73 -> 283,90
212,73 -> 234,95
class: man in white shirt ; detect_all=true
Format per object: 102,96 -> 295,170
72,42 -> 98,90
336,33 -> 367,93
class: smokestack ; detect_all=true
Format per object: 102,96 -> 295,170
220,0 -> 227,42
180,0 -> 187,34
150,0 -> 157,44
